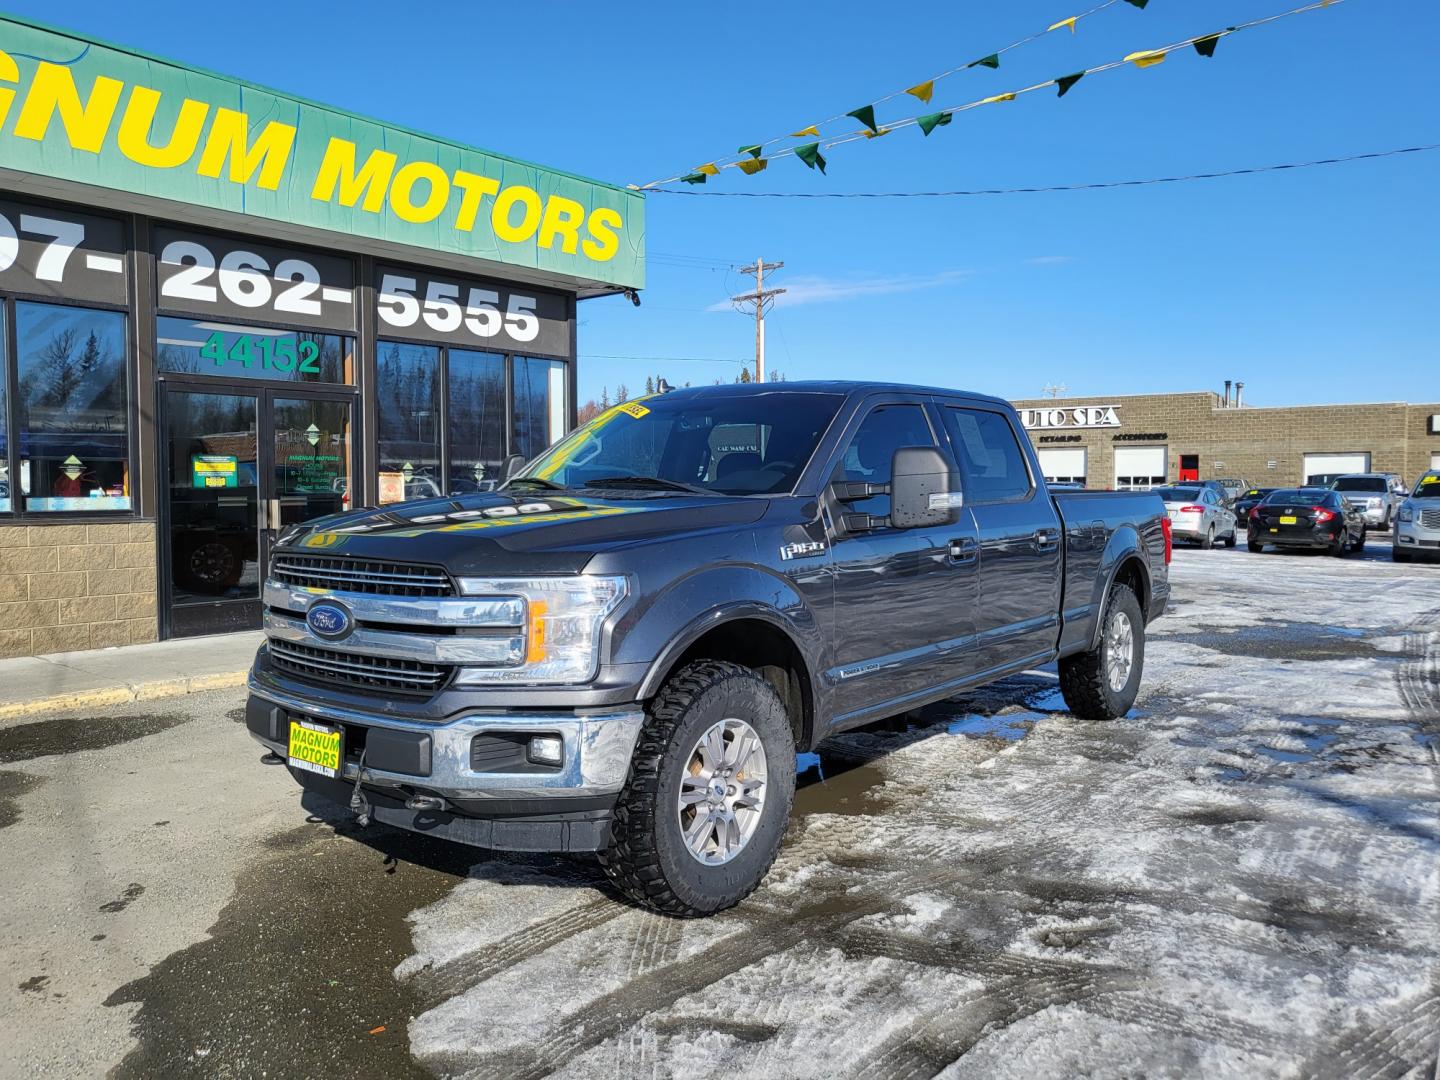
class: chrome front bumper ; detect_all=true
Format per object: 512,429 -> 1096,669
247,676 -> 645,802
1394,519 -> 1440,549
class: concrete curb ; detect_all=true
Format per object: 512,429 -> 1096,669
0,669 -> 250,724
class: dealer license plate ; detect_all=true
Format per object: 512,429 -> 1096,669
288,718 -> 341,778
1279,515 -> 1298,525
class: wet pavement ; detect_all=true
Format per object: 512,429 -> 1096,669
0,541 -> 1437,1078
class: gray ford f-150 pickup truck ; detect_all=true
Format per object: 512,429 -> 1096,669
246,382 -> 1171,914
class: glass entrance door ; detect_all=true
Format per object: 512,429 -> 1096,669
162,385 -> 354,638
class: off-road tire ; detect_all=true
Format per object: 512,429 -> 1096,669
599,660 -> 796,917
1200,525 -> 1215,550
1059,583 -> 1145,721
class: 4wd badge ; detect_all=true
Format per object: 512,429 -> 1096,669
780,540 -> 827,561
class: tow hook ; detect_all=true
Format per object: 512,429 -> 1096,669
405,794 -> 446,812
260,751 -> 284,765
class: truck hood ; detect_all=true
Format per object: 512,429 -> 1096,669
273,489 -> 768,576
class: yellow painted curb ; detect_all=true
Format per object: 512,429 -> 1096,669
0,670 -> 249,723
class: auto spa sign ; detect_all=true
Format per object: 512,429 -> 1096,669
0,16 -> 644,289
1019,404 -> 1121,430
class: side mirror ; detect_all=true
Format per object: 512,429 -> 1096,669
498,454 -> 526,482
891,446 -> 962,528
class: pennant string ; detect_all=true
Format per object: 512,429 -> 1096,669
642,0 -> 1348,186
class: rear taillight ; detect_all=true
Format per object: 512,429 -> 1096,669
1178,504 -> 1204,513
1313,507 -> 1335,523
1248,506 -> 1260,520
1161,515 -> 1173,564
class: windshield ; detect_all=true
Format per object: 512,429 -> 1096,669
516,391 -> 844,496
1333,477 -> 1387,492
1413,475 -> 1440,499
1153,487 -> 1202,501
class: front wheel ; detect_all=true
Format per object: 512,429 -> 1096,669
1059,584 -> 1145,721
600,661 -> 796,916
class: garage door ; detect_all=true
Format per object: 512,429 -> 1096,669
1431,451 -> 1440,471
1303,452 -> 1370,484
1037,448 -> 1087,486
1114,446 -> 1166,491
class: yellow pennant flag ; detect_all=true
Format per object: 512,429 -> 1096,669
696,163 -> 720,176
980,92 -> 1017,105
736,158 -> 768,175
790,125 -> 820,138
1048,15 -> 1078,33
1125,49 -> 1168,68
906,80 -> 935,104
862,127 -> 891,139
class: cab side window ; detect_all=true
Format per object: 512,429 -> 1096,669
942,407 -> 1033,503
832,403 -> 934,519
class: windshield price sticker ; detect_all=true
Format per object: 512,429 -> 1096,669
375,265 -> 569,355
0,197 -> 128,305
617,402 -> 650,419
155,226 -> 356,330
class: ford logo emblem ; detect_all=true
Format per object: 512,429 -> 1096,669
306,601 -> 352,640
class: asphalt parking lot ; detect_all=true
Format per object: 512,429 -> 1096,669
1,541 -> 1437,1079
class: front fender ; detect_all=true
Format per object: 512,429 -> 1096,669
609,564 -> 824,702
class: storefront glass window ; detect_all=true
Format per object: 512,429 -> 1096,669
156,316 -> 351,384
0,307 -> 8,512
15,302 -> 131,512
512,356 -> 568,463
448,349 -> 506,493
376,341 -> 442,503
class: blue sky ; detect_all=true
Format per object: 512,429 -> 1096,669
15,0 -> 1436,407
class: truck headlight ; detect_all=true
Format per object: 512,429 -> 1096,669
452,575 -> 628,685
1398,505 -> 1414,522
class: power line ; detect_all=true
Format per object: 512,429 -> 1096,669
580,353 -> 747,365
645,144 -> 1440,198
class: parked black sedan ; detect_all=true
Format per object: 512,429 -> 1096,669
1234,487 -> 1278,528
1247,488 -> 1367,555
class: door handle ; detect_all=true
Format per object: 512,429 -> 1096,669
948,537 -> 978,564
1034,529 -> 1059,551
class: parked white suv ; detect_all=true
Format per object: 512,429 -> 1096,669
1394,472 -> 1440,563
1331,474 -> 1405,528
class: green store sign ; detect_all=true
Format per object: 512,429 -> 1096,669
0,16 -> 644,290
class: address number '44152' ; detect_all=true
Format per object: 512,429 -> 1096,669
377,273 -> 539,342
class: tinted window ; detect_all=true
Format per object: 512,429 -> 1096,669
943,408 -> 1032,502
1262,490 -> 1308,503
376,341 -> 441,504
1154,487 -> 1202,501
448,349 -> 506,492
16,302 -> 131,512
512,356 -> 567,461
835,403 -> 934,517
1333,477 -> 1387,492
1412,475 -> 1440,498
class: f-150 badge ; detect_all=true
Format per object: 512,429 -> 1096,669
780,540 -> 827,561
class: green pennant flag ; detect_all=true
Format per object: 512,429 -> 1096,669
1055,72 -> 1086,97
680,172 -> 707,185
968,53 -> 1000,70
794,142 -> 827,173
1193,33 -> 1223,58
846,104 -> 878,133
1123,0 -> 1149,7
737,144 -> 762,159
916,111 -> 952,136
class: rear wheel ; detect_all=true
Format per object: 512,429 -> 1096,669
1247,537 -> 1265,553
1200,525 -> 1215,550
600,660 -> 796,916
1059,583 -> 1144,721
1328,534 -> 1346,557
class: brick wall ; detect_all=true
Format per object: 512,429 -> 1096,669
0,522 -> 157,659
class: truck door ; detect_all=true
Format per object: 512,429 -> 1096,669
938,404 -> 1062,675
823,398 -> 979,730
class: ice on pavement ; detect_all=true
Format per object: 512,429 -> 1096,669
399,544 -> 1440,1078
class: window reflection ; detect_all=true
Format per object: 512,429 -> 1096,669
16,302 -> 131,512
513,356 -> 567,463
156,316 -> 351,384
448,349 -> 505,492
376,341 -> 442,503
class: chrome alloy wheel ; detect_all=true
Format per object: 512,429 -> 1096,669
677,718 -> 768,866
1106,609 -> 1135,693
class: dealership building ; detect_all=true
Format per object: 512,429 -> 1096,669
0,16 -> 643,657
1012,391 -> 1440,492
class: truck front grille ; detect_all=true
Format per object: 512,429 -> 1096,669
269,639 -> 451,696
271,554 -> 454,597
1421,509 -> 1440,530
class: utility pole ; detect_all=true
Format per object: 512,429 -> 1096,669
1042,383 -> 1068,399
732,257 -> 785,382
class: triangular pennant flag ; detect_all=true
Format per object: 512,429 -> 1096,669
1048,15 -> 1077,33
916,111 -> 952,136
1055,72 -> 1086,97
906,80 -> 934,104
794,142 -> 827,173
1192,33 -> 1223,58
736,158 -> 768,175
737,145 -> 762,159
846,104 -> 878,133
790,125 -> 820,138
980,92 -> 1017,105
697,162 -> 720,176
1123,0 -> 1149,7
968,53 -> 1000,69
1124,48 -> 1168,68
862,127 -> 890,139
680,172 -> 707,185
